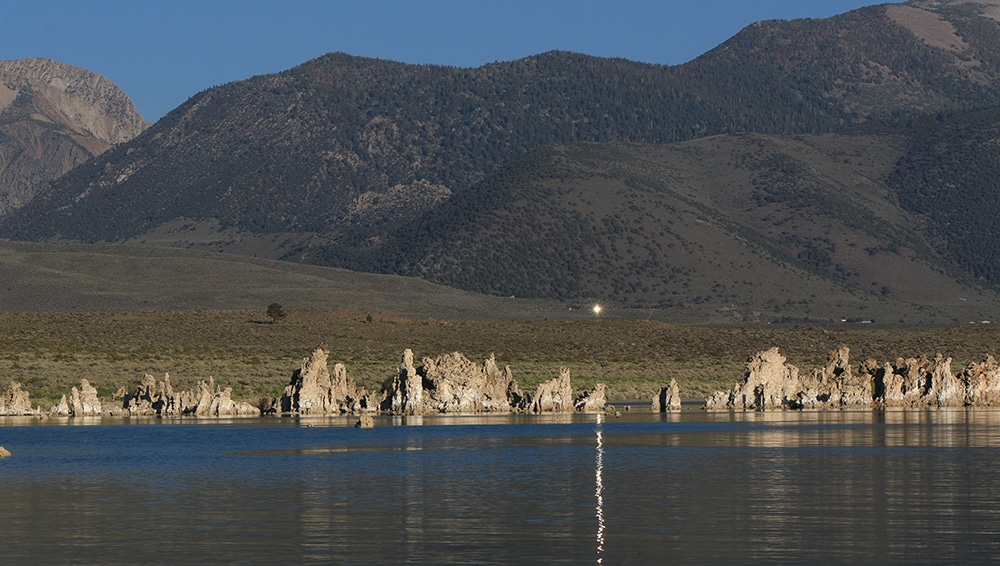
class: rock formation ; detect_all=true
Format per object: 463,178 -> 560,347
389,349 -> 424,415
71,379 -> 102,416
0,57 -> 149,215
387,349 -> 526,414
0,381 -> 34,415
355,413 -> 374,428
280,346 -> 378,414
116,374 -> 258,416
960,355 -> 1000,406
50,395 -> 71,416
574,383 -> 608,413
705,346 -> 876,410
705,347 -> 804,410
0,446 -> 10,457
652,379 -> 682,412
13,341 -> 1000,419
794,346 -> 874,408
531,368 -> 575,413
865,353 -> 994,407
705,346 -> 1000,410
384,352 -> 607,415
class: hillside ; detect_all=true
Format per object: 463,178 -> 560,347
7,2 -> 1000,239
5,2 -> 1000,322
4,127 -> 1000,324
0,239 -> 560,318
0,58 -> 149,215
885,106 -> 1000,285
356,132 -> 1000,324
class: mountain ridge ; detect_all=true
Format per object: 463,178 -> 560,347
0,57 -> 149,215
6,2 -> 1000,323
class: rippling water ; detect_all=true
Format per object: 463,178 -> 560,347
2,409 -> 1000,564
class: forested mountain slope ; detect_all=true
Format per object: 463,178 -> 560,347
7,2 -> 1000,242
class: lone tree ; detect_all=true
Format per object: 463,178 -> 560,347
266,303 -> 287,324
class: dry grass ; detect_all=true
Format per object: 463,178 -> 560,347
2,309 -> 1000,408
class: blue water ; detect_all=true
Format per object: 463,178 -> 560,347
2,410 -> 1000,564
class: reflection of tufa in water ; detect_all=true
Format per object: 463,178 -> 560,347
595,412 -> 605,564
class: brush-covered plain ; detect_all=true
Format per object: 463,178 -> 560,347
2,309 -> 998,409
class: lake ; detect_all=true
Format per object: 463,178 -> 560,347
2,409 -> 1000,564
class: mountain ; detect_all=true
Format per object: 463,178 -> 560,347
11,2 -> 1000,238
886,105 -> 1000,285
0,57 -> 150,215
6,1 -> 1000,323
356,131 -> 1000,324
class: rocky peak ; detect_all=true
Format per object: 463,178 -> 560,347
0,57 -> 149,144
0,57 -> 150,215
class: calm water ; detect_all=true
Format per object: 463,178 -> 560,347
2,409 -> 1000,564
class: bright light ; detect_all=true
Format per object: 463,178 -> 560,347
592,304 -> 603,316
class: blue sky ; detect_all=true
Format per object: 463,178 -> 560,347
2,1 -> 882,122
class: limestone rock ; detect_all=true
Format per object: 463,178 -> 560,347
120,373 -> 259,416
50,395 -> 71,416
355,413 -> 374,428
280,346 -> 377,415
872,360 -> 905,404
705,348 -> 803,410
283,347 -> 332,414
389,349 -> 424,415
930,355 -> 964,406
0,446 -> 10,457
962,355 -> 1000,406
705,347 -> 881,410
426,352 -> 516,413
871,353 -> 981,407
532,368 -> 574,413
574,383 -> 607,413
704,346 -> 1000,410
386,350 -> 524,414
870,354 -> 924,407
70,379 -> 102,416
123,374 -> 163,415
0,381 -> 34,416
652,379 -> 682,412
796,346 -> 873,408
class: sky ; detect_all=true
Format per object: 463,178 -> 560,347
2,0 -> 884,122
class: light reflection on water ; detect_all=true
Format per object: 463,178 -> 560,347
595,413 -> 605,565
2,410 -> 1000,563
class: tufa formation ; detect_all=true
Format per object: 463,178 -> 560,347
705,346 -> 1000,410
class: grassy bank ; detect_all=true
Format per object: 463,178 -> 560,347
2,309 -> 999,408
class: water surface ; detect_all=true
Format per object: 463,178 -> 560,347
2,409 -> 999,564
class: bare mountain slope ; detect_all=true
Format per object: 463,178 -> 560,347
0,57 -> 149,214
